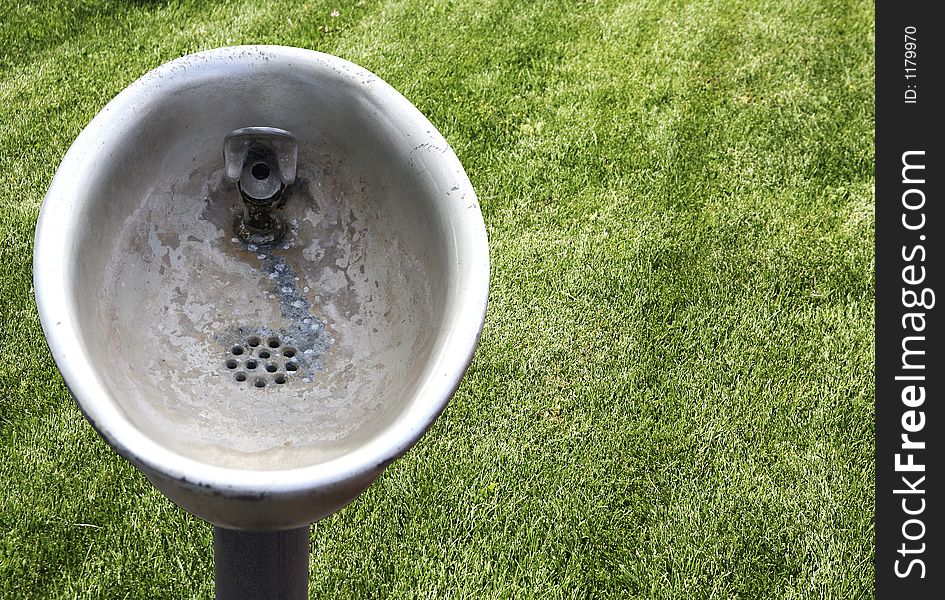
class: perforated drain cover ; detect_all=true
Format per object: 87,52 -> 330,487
224,334 -> 302,387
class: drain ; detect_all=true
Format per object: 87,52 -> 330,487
225,333 -> 308,387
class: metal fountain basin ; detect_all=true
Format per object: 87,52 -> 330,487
33,46 -> 489,530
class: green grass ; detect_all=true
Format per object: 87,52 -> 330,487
0,0 -> 874,597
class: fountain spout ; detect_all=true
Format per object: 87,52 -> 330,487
224,126 -> 298,245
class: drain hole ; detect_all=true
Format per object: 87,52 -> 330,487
245,359 -> 258,370
274,375 -> 286,384
259,350 -> 271,359
231,346 -> 244,356
254,377 -> 266,388
251,162 -> 271,181
265,364 -> 277,373
283,348 -> 296,358
267,337 -> 281,348
235,372 -> 247,382
225,359 -> 238,369
247,336 -> 261,347
285,362 -> 298,372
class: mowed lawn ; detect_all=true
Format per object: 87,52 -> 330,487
0,0 -> 874,598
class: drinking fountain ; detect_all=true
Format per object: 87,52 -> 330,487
32,46 -> 489,598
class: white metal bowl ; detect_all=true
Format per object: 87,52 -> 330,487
33,46 -> 489,530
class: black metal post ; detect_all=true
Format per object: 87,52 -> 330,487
213,526 -> 310,600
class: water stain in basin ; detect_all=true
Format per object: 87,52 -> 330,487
96,145 -> 436,469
